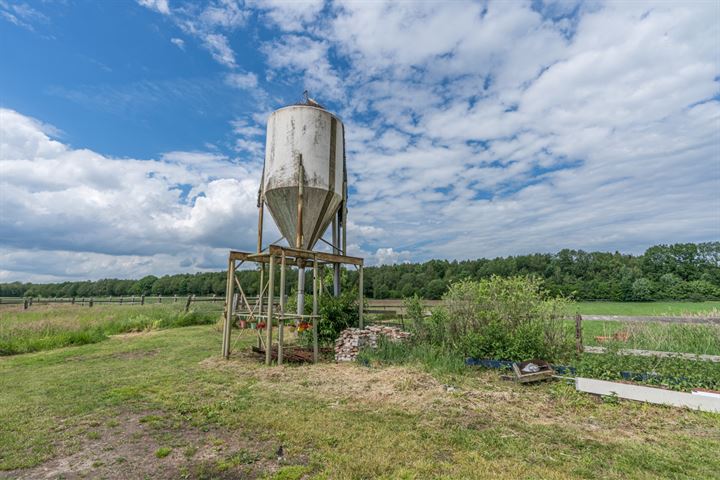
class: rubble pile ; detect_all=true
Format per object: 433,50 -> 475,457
334,325 -> 412,362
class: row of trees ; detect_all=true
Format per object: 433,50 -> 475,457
2,242 -> 718,302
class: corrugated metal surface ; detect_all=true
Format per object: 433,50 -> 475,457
263,105 -> 345,250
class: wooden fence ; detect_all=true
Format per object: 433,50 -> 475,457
0,295 -> 233,312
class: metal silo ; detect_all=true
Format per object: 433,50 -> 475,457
260,99 -> 347,314
262,104 -> 345,250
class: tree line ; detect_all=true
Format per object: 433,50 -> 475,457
2,242 -> 718,302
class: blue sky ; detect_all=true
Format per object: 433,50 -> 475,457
0,0 -> 719,282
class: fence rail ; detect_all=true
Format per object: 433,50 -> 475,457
0,295 -> 236,312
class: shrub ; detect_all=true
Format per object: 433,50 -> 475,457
296,289 -> 360,345
402,294 -> 424,330
317,289 -> 359,343
415,276 -> 574,362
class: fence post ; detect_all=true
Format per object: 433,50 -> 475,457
185,294 -> 193,313
89,298 -> 94,308
23,298 -> 28,310
71,297 -> 75,305
158,294 -> 162,304
141,294 -> 145,306
120,297 -> 123,305
575,313 -> 583,354
174,295 -> 177,303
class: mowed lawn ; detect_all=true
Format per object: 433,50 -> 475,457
1,325 -> 719,479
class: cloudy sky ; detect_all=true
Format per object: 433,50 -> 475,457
0,0 -> 718,282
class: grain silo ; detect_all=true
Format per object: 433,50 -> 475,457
261,100 -> 347,314
221,95 -> 364,366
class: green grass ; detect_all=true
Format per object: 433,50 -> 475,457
575,301 -> 720,317
1,324 -> 719,479
0,303 -> 220,355
581,320 -> 720,355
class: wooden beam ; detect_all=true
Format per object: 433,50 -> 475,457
232,247 -> 363,266
268,245 -> 363,266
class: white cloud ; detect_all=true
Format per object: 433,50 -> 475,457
249,0 -> 324,31
262,35 -> 343,99
0,108 -> 262,280
225,72 -> 258,89
137,0 -> 170,15
3,0 -> 720,281
199,0 -> 248,28
142,1 -> 249,68
371,248 -> 412,266
201,33 -> 236,68
170,37 -> 185,49
230,119 -> 263,137
0,1 -> 49,31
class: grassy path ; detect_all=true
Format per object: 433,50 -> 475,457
1,326 -> 719,479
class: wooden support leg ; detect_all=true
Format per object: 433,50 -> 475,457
313,259 -> 319,363
279,253 -> 286,366
358,265 -> 364,329
266,255 -> 275,366
222,258 -> 235,359
258,265 -> 264,349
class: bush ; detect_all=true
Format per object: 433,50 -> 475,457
295,289 -> 360,346
415,276 -> 574,362
402,294 -> 424,330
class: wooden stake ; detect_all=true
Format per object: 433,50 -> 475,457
575,313 -> 583,354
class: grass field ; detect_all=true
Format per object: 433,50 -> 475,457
575,301 -> 720,317
1,324 -> 718,480
0,303 -> 220,355
581,320 -> 720,355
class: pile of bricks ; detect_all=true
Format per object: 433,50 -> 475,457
334,325 -> 412,362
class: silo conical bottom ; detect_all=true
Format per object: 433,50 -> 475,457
265,187 -> 342,251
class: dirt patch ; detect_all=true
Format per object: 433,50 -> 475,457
1,411 -> 286,480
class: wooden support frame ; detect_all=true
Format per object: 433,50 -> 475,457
221,244 -> 364,364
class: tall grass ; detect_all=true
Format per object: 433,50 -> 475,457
0,305 -> 219,355
356,337 -> 466,375
605,322 -> 720,355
